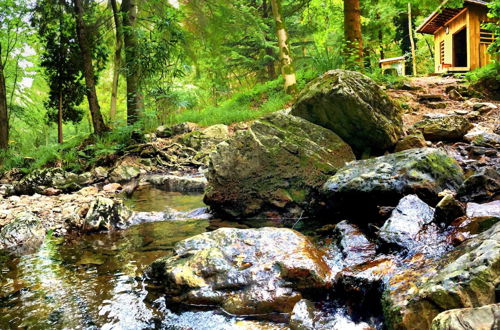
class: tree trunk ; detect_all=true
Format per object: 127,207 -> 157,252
0,44 -> 8,151
408,3 -> 417,76
122,0 -> 141,125
73,0 -> 109,135
270,0 -> 297,94
343,0 -> 363,68
263,0 -> 277,80
110,0 -> 123,123
58,90 -> 63,144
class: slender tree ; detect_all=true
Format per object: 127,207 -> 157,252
0,43 -> 8,151
73,0 -> 108,135
122,0 -> 141,125
408,3 -> 417,76
110,0 -> 123,122
270,0 -> 297,94
343,0 -> 363,68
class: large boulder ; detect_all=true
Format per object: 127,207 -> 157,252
291,69 -> 403,155
431,304 -> 500,330
204,112 -> 355,222
322,148 -> 464,218
146,227 -> 333,315
413,115 -> 473,142
382,221 -> 500,329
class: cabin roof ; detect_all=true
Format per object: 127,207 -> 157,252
417,0 -> 489,35
379,56 -> 406,64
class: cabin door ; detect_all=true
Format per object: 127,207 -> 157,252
453,27 -> 468,68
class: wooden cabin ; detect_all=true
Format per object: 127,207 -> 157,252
417,0 -> 495,74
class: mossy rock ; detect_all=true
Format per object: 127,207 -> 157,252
291,69 -> 403,155
204,112 -> 355,223
322,148 -> 464,219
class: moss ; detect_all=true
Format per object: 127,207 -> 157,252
381,291 -> 404,330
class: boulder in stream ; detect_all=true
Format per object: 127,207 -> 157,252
382,221 -> 500,329
291,69 -> 403,155
82,197 -> 133,231
146,227 -> 333,315
322,148 -> 464,218
204,112 -> 355,223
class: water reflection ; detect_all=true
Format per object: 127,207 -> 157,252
0,220 -> 208,329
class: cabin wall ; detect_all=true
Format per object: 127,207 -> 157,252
468,4 -> 494,69
434,9 -> 468,73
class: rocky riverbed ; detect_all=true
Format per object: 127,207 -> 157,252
0,71 -> 499,329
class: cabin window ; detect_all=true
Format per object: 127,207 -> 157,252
440,41 -> 445,64
480,28 -> 494,44
453,28 -> 467,67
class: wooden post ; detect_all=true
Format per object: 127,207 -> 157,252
408,3 -> 417,76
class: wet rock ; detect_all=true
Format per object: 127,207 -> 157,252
146,227 -> 333,315
434,194 -> 465,225
82,197 -> 132,231
146,175 -> 207,193
333,220 -> 376,265
378,195 -> 435,252
464,131 -> 500,148
322,148 -> 464,218
291,69 -> 403,155
458,166 -> 500,202
383,222 -> 500,330
0,212 -> 45,252
12,168 -> 89,196
431,304 -> 500,330
394,132 -> 427,152
413,115 -> 473,142
204,112 -> 355,221
289,300 -> 373,330
108,165 -> 142,183
467,200 -> 500,219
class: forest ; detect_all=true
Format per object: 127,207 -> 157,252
0,0 -> 499,329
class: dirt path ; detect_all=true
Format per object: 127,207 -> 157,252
387,76 -> 499,132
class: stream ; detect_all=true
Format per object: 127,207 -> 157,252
0,186 -> 374,329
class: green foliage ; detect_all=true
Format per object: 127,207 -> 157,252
465,63 -> 500,84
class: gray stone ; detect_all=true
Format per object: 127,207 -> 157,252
413,115 -> 473,141
83,197 -> 132,231
0,212 -> 45,253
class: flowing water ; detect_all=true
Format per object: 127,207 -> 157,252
0,189 -> 251,329
0,187 -> 371,329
